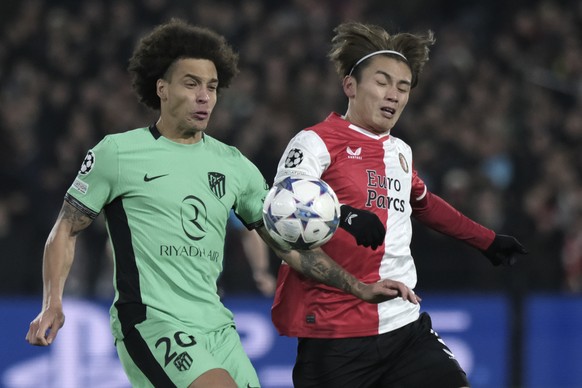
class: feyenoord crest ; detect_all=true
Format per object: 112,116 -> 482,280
398,153 -> 409,173
208,172 -> 226,199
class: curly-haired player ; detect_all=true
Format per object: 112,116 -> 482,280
26,19 -> 416,387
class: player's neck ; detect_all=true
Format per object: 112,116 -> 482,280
156,118 -> 203,144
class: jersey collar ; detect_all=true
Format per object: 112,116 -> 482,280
148,123 -> 206,143
327,112 -> 391,140
149,123 -> 162,139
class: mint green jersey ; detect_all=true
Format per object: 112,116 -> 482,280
65,126 -> 269,340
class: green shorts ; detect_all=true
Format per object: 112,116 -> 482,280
115,315 -> 260,387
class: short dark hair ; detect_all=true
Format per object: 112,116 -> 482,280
328,22 -> 435,88
128,18 -> 239,110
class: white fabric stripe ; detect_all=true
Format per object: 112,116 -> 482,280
347,123 -> 390,139
377,136 -> 419,333
416,185 -> 427,201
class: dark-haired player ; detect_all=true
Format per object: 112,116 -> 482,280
272,21 -> 528,388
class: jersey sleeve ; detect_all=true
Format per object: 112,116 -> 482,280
410,165 -> 494,250
412,189 -> 495,250
233,154 -> 270,230
274,130 -> 331,182
65,136 -> 119,218
410,167 -> 428,202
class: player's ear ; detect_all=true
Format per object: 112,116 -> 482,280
156,79 -> 168,102
343,75 -> 356,98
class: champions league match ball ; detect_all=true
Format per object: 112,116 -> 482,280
262,175 -> 341,250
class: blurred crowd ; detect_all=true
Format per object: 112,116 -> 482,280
0,0 -> 580,297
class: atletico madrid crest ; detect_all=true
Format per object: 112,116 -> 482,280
208,172 -> 226,199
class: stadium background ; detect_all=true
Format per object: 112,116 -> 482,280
0,0 -> 581,387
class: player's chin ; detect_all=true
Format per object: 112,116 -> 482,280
185,121 -> 208,134
371,118 -> 393,134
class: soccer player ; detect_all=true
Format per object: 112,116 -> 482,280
25,19 -> 415,387
271,21 -> 528,388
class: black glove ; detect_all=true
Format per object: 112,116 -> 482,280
482,234 -> 528,266
339,205 -> 386,250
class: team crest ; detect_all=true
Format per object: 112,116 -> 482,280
79,150 -> 95,175
208,172 -> 226,199
174,351 -> 193,371
398,153 -> 409,173
284,148 -> 303,168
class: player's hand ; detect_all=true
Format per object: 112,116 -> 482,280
355,279 -> 421,304
25,306 -> 65,346
339,205 -> 386,250
482,234 -> 528,266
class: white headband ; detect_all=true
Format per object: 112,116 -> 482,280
348,50 -> 408,76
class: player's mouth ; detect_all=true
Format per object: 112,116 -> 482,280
380,106 -> 396,118
192,111 -> 209,120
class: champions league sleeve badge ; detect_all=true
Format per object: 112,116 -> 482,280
79,150 -> 95,175
284,148 -> 304,168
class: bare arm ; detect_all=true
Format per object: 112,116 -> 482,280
26,201 -> 94,346
240,229 -> 276,296
256,226 -> 419,304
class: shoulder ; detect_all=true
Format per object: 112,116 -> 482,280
297,115 -> 355,155
308,113 -> 344,137
389,135 -> 412,153
105,127 -> 150,143
96,127 -> 150,149
203,134 -> 244,159
290,114 -> 347,146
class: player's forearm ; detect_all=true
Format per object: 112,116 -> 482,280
41,201 -> 94,308
42,224 -> 77,309
241,230 -> 270,274
412,191 -> 495,250
256,225 -> 365,297
281,248 -> 363,294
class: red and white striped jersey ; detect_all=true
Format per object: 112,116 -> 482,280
271,112 -> 495,338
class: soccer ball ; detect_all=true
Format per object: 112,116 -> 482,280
263,175 -> 341,250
